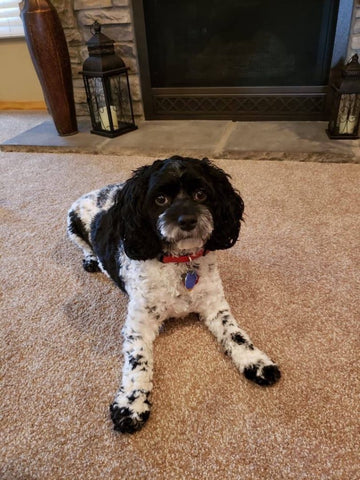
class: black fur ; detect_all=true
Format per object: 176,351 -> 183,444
68,211 -> 91,247
110,405 -> 150,433
90,156 -> 244,265
91,208 -> 126,291
82,258 -> 100,273
117,162 -> 164,260
244,364 -> 281,386
231,332 -> 246,344
198,158 -> 244,252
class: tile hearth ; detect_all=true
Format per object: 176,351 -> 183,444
1,112 -> 359,163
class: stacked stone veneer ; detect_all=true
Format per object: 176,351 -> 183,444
52,0 -> 143,119
349,2 -> 360,58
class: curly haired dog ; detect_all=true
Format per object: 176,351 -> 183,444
67,156 -> 281,433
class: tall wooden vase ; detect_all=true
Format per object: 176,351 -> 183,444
20,0 -> 78,136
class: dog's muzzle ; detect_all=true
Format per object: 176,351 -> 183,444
157,204 -> 214,245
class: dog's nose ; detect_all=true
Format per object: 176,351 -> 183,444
178,214 -> 197,231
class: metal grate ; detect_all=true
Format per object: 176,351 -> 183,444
153,95 -> 325,118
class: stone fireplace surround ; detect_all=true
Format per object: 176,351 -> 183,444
53,0 -> 360,122
52,0 -> 143,119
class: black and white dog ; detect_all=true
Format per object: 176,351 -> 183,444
67,156 -> 280,433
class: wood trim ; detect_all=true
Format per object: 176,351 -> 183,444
0,101 -> 47,110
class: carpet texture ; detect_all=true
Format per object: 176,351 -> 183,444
1,148 -> 359,479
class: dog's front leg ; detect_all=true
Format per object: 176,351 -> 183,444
200,302 -> 281,386
110,308 -> 159,433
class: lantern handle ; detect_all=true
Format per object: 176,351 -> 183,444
90,21 -> 101,36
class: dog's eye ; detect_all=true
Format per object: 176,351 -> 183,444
155,194 -> 170,206
193,189 -> 207,202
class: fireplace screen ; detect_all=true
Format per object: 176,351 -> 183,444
144,0 -> 339,88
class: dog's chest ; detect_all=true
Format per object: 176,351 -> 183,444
120,253 -> 221,317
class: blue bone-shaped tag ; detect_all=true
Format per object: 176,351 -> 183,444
184,271 -> 199,290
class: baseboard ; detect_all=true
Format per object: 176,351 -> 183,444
0,101 -> 47,110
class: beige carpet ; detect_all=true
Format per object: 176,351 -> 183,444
1,145 -> 359,479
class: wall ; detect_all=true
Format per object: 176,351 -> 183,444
0,0 -> 141,117
0,38 -> 45,105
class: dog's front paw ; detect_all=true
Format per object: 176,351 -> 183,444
110,404 -> 150,433
244,362 -> 281,387
110,390 -> 151,433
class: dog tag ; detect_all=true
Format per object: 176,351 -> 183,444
184,270 -> 199,290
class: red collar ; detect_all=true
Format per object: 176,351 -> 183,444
160,248 -> 208,264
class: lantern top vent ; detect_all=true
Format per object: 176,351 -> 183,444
342,54 -> 360,78
82,21 -> 126,75
332,54 -> 360,94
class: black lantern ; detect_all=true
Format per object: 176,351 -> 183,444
81,21 -> 137,137
327,54 -> 360,139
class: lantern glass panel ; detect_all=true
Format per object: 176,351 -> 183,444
85,77 -> 107,130
84,74 -> 135,135
336,94 -> 360,135
108,74 -> 134,127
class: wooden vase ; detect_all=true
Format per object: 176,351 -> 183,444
20,0 -> 78,136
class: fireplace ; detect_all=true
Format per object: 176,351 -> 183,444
54,0 -> 358,122
132,0 -> 354,120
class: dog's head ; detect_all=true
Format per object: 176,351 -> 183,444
97,156 -> 244,260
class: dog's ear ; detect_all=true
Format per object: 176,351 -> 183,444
117,164 -> 163,260
201,158 -> 244,251
91,164 -> 163,266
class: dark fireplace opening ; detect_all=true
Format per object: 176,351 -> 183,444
133,0 -> 352,120
145,0 -> 338,88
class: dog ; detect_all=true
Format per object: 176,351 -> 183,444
67,156 -> 281,433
